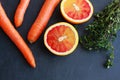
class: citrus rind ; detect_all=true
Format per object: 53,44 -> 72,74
60,0 -> 94,24
44,22 -> 79,56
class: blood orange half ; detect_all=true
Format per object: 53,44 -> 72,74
44,22 -> 79,56
60,0 -> 94,24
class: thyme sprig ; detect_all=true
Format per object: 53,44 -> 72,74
80,0 -> 120,68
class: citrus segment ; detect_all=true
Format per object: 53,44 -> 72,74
60,0 -> 94,24
44,22 -> 79,56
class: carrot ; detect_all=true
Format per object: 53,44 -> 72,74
0,3 -> 36,68
14,0 -> 30,27
27,0 -> 60,43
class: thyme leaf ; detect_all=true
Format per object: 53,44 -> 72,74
80,0 -> 120,68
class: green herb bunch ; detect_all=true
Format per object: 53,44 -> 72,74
80,0 -> 120,68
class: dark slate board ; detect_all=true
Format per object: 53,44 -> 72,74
0,0 -> 120,80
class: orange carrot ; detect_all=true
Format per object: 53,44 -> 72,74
14,0 -> 30,27
0,3 -> 36,68
27,0 -> 60,43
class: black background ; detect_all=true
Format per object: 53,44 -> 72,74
0,0 -> 120,80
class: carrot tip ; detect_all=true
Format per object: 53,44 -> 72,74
30,60 -> 36,68
15,24 -> 21,28
29,40 -> 34,44
32,63 -> 36,68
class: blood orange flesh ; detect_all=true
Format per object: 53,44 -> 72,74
44,22 -> 79,56
65,0 -> 91,20
60,0 -> 94,24
47,25 -> 75,52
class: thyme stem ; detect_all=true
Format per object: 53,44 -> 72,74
80,0 -> 120,68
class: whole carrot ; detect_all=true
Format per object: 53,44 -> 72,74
27,0 -> 60,43
0,3 -> 36,68
14,0 -> 30,27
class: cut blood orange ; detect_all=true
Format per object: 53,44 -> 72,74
60,0 -> 94,24
44,22 -> 79,56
